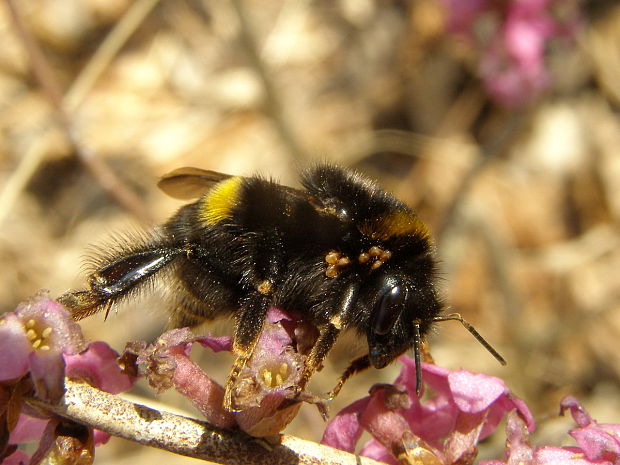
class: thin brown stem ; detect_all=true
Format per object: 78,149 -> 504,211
29,380 -> 382,465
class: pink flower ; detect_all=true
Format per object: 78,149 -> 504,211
64,341 -> 134,395
439,0 -> 581,107
121,307 -> 318,437
560,397 -> 620,463
322,356 -> 533,464
480,0 -> 557,107
0,294 -> 86,402
9,414 -> 48,443
0,295 -> 135,463
64,340 -> 137,445
482,397 -> 620,465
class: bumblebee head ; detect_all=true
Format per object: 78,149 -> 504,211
362,270 -> 506,395
364,272 -> 440,370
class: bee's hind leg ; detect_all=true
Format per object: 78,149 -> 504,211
58,247 -> 181,320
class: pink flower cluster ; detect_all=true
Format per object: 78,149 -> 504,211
322,356 -> 620,465
121,307 -> 318,437
484,397 -> 620,465
322,356 -> 533,464
0,295 -> 133,465
2,296 -> 619,465
440,0 -> 581,107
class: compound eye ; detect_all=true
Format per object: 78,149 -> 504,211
372,285 -> 406,335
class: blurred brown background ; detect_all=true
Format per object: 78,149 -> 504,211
0,0 -> 618,462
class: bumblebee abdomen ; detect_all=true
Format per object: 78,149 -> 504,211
197,175 -> 292,229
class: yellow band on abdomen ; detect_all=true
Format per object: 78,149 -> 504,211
359,210 -> 431,243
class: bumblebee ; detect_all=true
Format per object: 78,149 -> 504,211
58,164 -> 504,410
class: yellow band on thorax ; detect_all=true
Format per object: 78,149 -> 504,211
199,177 -> 243,225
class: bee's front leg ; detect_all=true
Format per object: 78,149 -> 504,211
295,280 -> 360,395
327,355 -> 371,400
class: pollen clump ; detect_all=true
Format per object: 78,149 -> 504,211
324,250 -> 352,277
359,245 -> 392,270
257,279 -> 274,295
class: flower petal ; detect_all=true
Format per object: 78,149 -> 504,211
169,348 -> 236,429
360,386 -> 410,456
561,396 -> 593,428
196,335 -> 233,353
9,415 -> 48,444
534,446 -> 602,465
321,397 -> 371,452
482,394 -> 535,439
28,349 -> 66,404
19,296 -> 86,355
504,409 -> 534,464
397,359 -> 458,446
359,438 -> 397,465
442,412 -> 486,464
93,430 -> 111,446
0,314 -> 30,381
570,427 -> 620,462
448,370 -> 507,414
64,341 -> 134,394
560,397 -> 620,462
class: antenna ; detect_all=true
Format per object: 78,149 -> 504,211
412,322 -> 422,395
432,312 -> 507,366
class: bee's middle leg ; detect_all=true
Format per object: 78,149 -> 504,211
224,292 -> 270,411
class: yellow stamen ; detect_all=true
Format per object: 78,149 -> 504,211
279,363 -> 289,377
262,369 -> 272,387
26,329 -> 37,341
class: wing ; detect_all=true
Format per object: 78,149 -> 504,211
158,166 -> 315,203
157,167 -> 234,200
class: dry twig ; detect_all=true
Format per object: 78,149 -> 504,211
30,380 -> 381,465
